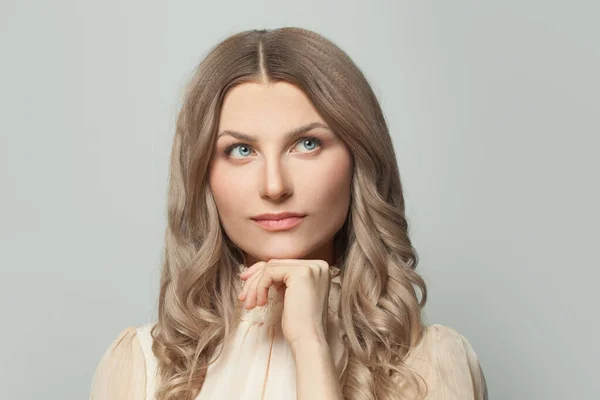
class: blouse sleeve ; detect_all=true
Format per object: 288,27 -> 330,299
89,327 -> 147,400
406,324 -> 488,400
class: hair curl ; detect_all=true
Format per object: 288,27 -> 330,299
151,27 -> 429,399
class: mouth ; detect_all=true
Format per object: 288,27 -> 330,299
252,216 -> 305,232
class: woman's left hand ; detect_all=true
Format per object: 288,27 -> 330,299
238,259 -> 333,348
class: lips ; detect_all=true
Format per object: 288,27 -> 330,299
251,212 -> 306,221
252,216 -> 305,231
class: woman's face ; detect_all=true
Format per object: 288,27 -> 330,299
208,81 -> 353,266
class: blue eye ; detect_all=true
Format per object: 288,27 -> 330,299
223,136 -> 323,159
224,144 -> 253,158
295,137 -> 322,152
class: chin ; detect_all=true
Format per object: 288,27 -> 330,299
244,245 -> 312,263
261,250 -> 307,261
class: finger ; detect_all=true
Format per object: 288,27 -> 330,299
267,260 -> 330,281
252,267 -> 286,308
268,259 -> 329,278
255,264 -> 315,292
268,259 -> 329,269
242,267 -> 266,309
242,262 -> 327,309
256,272 -> 276,306
240,266 -> 262,300
239,261 -> 266,279
245,266 -> 293,309
244,271 -> 261,310
239,263 -> 265,301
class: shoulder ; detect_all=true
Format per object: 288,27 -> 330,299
90,324 -> 154,400
98,326 -> 145,363
406,324 -> 477,360
425,324 -> 479,355
405,324 -> 488,400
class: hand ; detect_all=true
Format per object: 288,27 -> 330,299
238,259 -> 333,348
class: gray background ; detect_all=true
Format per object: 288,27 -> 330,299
1,1 -> 598,399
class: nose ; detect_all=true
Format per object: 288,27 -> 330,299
259,154 -> 293,201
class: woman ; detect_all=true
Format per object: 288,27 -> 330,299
90,27 -> 488,399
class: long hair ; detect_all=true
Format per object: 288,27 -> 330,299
151,27 -> 429,399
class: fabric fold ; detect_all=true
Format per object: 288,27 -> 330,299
195,264 -> 343,399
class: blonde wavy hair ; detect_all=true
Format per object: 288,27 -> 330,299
151,27 -> 429,399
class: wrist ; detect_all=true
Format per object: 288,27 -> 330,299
290,336 -> 330,356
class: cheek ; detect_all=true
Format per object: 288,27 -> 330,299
208,164 -> 248,215
299,151 -> 353,205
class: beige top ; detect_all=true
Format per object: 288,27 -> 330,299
90,266 -> 488,399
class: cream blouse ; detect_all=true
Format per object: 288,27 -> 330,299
90,265 -> 488,399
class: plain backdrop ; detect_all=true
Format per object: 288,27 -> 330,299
1,1 -> 598,399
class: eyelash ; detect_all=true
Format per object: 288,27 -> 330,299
223,136 -> 324,159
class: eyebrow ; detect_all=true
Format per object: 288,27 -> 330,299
217,122 -> 332,143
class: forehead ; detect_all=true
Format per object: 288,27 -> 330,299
218,81 -> 325,135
